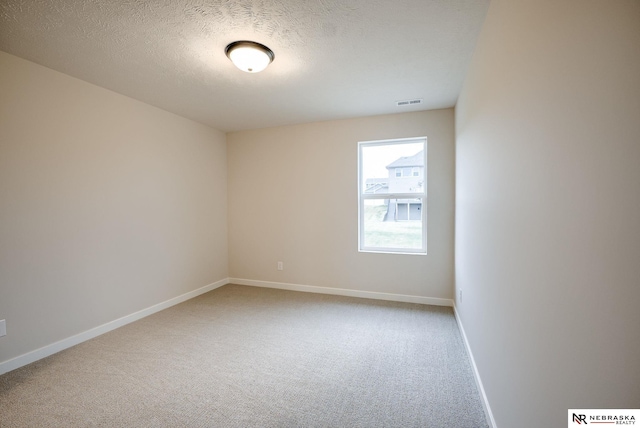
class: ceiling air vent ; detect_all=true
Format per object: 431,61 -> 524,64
396,98 -> 423,107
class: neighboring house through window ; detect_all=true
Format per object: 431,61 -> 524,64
358,137 -> 427,254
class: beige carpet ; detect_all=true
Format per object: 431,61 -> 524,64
0,284 -> 488,427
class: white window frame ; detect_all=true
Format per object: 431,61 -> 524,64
358,137 -> 427,255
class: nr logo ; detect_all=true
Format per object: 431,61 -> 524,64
573,413 -> 588,424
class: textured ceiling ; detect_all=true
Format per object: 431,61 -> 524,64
0,0 -> 489,132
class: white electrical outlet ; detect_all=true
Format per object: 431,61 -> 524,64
459,289 -> 463,303
277,261 -> 283,271
0,319 -> 6,337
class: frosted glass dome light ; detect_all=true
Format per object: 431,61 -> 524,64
225,41 -> 275,73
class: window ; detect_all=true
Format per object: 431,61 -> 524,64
395,167 -> 418,177
358,137 -> 427,254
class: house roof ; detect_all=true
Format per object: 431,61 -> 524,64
386,151 -> 424,169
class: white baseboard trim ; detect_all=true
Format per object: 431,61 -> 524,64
453,305 -> 497,428
1,278 -> 453,376
0,278 -> 230,376
230,278 -> 453,307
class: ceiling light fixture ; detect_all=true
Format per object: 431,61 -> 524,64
225,41 -> 275,73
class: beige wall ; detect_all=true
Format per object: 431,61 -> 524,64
0,51 -> 228,364
227,110 -> 454,299
455,0 -> 640,426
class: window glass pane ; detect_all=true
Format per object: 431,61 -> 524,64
361,142 -> 424,194
362,199 -> 423,250
359,138 -> 426,254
